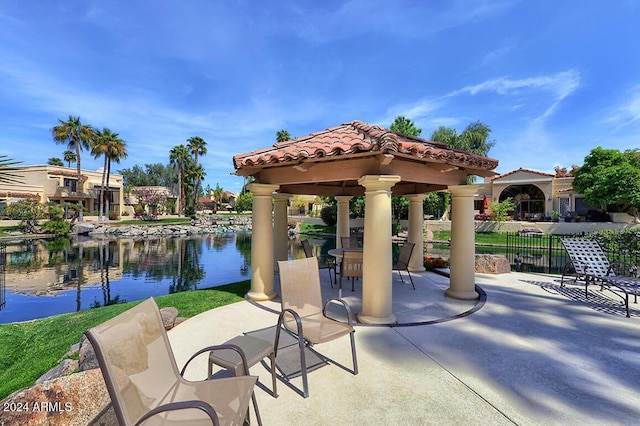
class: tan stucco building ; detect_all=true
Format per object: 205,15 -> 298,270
0,165 -> 124,217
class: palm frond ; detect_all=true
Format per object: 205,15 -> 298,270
0,155 -> 24,184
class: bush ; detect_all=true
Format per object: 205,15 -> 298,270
235,192 -> 253,213
320,205 -> 337,227
108,211 -> 119,221
42,220 -> 70,236
424,256 -> 449,270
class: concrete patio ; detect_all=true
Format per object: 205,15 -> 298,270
169,270 -> 640,425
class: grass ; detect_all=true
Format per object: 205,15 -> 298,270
115,217 -> 192,226
298,222 -> 336,234
431,230 -> 507,245
0,280 -> 250,401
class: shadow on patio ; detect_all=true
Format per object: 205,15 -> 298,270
168,271 -> 640,425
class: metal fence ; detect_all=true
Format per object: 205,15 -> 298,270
505,231 -> 640,274
0,242 -> 5,311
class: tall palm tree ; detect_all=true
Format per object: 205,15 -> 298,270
52,116 -> 96,221
63,150 -> 77,168
169,144 -> 190,215
93,128 -> 127,220
187,136 -> 207,209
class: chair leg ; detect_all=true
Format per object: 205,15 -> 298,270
406,269 -> 415,290
297,333 -> 309,398
269,352 -> 278,398
350,332 -> 358,375
397,270 -> 404,283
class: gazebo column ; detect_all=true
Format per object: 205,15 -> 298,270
273,193 -> 291,270
446,185 -> 479,300
247,183 -> 279,301
357,175 -> 401,325
407,194 -> 426,272
335,196 -> 351,248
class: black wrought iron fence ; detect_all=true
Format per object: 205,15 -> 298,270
505,231 -> 640,274
0,242 -> 6,311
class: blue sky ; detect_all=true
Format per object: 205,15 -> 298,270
1,1 -> 639,193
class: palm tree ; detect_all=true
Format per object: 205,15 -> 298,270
63,150 -> 77,168
47,157 -> 64,166
187,136 -> 207,209
52,116 -> 96,221
169,144 -> 191,215
276,130 -> 291,142
93,128 -> 127,220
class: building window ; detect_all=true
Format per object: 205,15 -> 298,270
63,178 -> 77,193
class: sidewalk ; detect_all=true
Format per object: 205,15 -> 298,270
168,271 -> 640,425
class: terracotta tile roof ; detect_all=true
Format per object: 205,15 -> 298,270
233,120 -> 498,171
493,167 -> 554,180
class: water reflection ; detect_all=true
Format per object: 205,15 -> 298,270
0,233 -> 253,323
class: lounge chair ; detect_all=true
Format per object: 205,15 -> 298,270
392,242 -> 415,289
276,257 -> 358,398
301,239 -> 336,286
339,249 -> 364,297
560,238 -> 639,317
85,298 -> 260,425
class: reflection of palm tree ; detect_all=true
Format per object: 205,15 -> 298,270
236,232 -> 252,276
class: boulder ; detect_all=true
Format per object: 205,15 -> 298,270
79,335 -> 98,372
475,254 -> 511,274
73,223 -> 95,235
160,307 -> 179,330
0,369 -> 109,426
36,359 -> 79,384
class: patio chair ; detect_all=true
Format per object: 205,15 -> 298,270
301,239 -> 336,286
393,242 -> 415,289
276,257 -> 358,398
560,238 -> 639,317
85,298 -> 260,425
339,249 -> 364,298
341,236 -> 362,249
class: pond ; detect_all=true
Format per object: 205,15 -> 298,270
0,233 -> 295,324
0,233 -> 498,324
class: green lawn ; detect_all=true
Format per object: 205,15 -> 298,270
0,280 -> 250,401
430,230 -> 507,245
298,222 -> 336,234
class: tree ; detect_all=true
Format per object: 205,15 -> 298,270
118,163 -> 176,187
187,136 -> 207,210
169,144 -> 191,215
47,157 -> 64,166
572,147 -> 640,216
390,116 -> 422,137
235,191 -> 253,212
431,120 -> 495,183
92,128 -> 127,220
52,116 -> 96,221
489,197 -> 516,222
276,130 -> 291,142
63,150 -> 77,168
213,183 -> 225,211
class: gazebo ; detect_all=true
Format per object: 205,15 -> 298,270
233,120 -> 498,324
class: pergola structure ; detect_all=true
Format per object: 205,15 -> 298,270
233,120 -> 498,324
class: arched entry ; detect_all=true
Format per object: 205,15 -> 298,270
499,184 -> 545,220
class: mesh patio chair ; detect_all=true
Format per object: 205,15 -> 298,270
393,242 -> 415,289
340,236 -> 362,249
85,298 -> 260,425
276,257 -> 358,398
560,237 -> 639,317
339,249 -> 364,298
301,239 -> 336,286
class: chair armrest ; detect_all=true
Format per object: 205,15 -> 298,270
322,298 -> 354,326
607,260 -> 639,277
135,400 -> 219,426
180,344 -> 250,378
275,308 -> 305,356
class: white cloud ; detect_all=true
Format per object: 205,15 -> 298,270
604,85 -> 640,129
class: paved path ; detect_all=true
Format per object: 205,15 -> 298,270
169,271 -> 640,425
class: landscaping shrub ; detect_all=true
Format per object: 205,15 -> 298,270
42,219 -> 70,236
424,256 -> 449,270
320,205 -> 337,227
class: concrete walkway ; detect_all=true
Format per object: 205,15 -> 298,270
168,271 -> 640,425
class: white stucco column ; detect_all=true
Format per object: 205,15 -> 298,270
357,175 -> 401,324
447,185 -> 479,300
247,183 -> 279,301
335,196 -> 352,248
273,193 -> 291,269
407,194 -> 426,272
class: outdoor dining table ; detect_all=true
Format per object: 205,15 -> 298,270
327,248 -> 363,259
